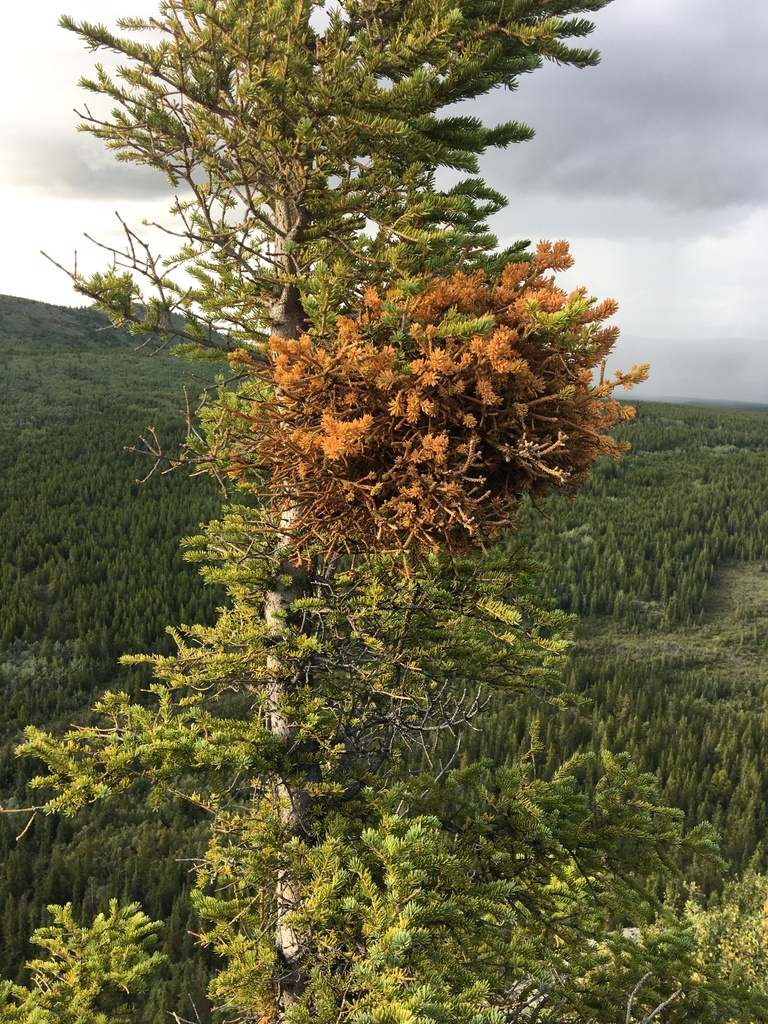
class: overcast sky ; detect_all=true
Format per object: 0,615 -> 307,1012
1,0 -> 767,403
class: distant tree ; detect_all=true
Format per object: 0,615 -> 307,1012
21,2 -> 760,1023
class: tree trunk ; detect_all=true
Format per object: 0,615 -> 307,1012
264,531 -> 314,1013
269,198 -> 308,341
264,206 -> 316,1013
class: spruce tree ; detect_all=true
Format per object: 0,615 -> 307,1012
13,1 -> 756,1022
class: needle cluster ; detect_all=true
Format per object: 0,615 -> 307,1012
211,242 -> 647,555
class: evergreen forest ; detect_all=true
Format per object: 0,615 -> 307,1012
0,296 -> 222,1018
2,293 -> 768,1019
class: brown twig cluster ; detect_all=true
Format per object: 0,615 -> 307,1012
214,242 -> 647,555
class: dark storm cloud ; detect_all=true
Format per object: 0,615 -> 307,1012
478,0 -> 768,219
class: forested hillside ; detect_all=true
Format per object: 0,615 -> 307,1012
0,295 -> 223,722
2,295 -> 768,1019
0,295 -> 223,1018
473,402 -> 768,884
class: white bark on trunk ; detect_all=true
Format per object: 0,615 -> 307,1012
263,209 -> 315,1012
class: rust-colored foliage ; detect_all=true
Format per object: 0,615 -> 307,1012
220,242 -> 647,555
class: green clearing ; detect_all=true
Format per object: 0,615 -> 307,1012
577,560 -> 768,685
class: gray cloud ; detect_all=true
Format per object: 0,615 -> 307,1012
476,0 -> 768,219
614,336 -> 768,406
0,129 -> 171,201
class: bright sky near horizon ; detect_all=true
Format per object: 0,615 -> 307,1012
1,0 -> 767,402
